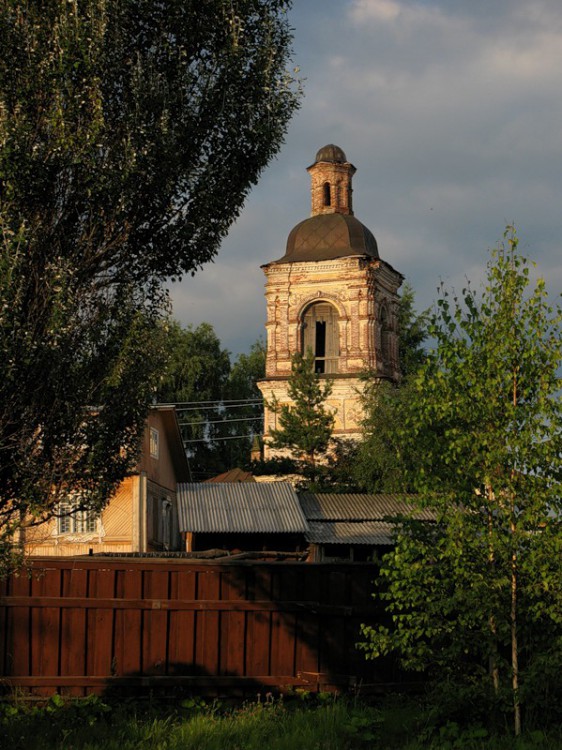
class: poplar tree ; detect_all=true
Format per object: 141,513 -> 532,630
360,229 -> 562,735
0,0 -> 299,564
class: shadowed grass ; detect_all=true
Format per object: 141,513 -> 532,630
1,693 -> 562,749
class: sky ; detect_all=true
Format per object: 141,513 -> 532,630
170,0 -> 562,356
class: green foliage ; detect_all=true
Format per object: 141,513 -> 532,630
354,379 -> 422,492
157,326 -> 265,479
359,229 -> 562,733
157,321 -> 231,479
0,694 -> 374,750
296,438 -> 363,493
227,340 -> 267,404
353,283 -> 428,493
158,322 -> 231,406
3,693 -> 561,749
0,0 -> 301,282
268,349 -> 335,465
249,455 -> 300,476
223,339 -> 267,469
398,281 -> 430,379
0,229 -> 168,550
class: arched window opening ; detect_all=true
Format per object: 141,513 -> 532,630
380,305 -> 391,365
302,302 -> 339,373
323,182 -> 331,207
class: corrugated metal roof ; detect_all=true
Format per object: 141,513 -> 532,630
299,493 -> 435,522
177,483 -> 308,534
306,521 -> 395,546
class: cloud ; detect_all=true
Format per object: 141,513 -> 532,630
350,0 -> 403,23
350,0 -> 456,32
170,0 -> 562,355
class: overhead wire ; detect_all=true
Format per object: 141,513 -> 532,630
178,415 -> 262,428
183,433 -> 264,444
156,399 -> 265,447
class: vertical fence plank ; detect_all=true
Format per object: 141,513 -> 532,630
270,567 -> 297,678
30,566 -> 62,696
245,567 -> 272,678
87,567 -> 116,689
168,569 -> 196,675
142,570 -> 170,675
195,569 -> 221,678
4,568 -> 32,679
295,567 -> 320,679
319,570 -> 347,678
219,568 -> 247,678
60,567 -> 89,696
114,567 -> 143,678
348,566 -> 378,679
0,574 -> 6,677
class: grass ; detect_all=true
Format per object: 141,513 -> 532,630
1,692 -> 562,750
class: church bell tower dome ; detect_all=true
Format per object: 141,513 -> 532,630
314,144 -> 347,163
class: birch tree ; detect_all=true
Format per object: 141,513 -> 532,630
360,229 -> 562,734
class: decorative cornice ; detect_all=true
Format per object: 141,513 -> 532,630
263,256 -> 370,275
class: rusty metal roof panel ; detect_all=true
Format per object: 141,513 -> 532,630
306,521 -> 395,546
204,469 -> 255,483
299,493 -> 435,522
177,483 -> 308,534
273,214 -> 379,264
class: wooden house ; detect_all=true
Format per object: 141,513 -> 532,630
23,406 -> 190,556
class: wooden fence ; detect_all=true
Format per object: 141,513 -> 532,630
0,557 -> 389,697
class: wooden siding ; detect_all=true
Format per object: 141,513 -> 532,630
23,477 -> 137,557
0,558 -> 390,696
138,410 -> 183,491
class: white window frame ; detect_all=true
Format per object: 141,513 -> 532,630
57,497 -> 98,535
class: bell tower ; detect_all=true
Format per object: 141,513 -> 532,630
257,145 -> 403,458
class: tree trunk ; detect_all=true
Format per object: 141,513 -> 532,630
511,369 -> 521,736
486,486 -> 500,693
511,538 -> 521,736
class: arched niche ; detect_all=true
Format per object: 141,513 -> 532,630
301,301 -> 340,373
380,303 -> 392,365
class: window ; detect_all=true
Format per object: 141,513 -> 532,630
302,302 -> 339,373
149,427 -> 160,459
149,495 -> 172,549
380,305 -> 392,365
161,500 -> 172,551
57,498 -> 98,535
323,182 -> 331,206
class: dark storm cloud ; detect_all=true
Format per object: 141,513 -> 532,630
171,0 -> 562,354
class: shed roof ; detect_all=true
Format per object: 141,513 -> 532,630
177,483 -> 308,534
299,493 -> 435,522
306,521 -> 396,546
